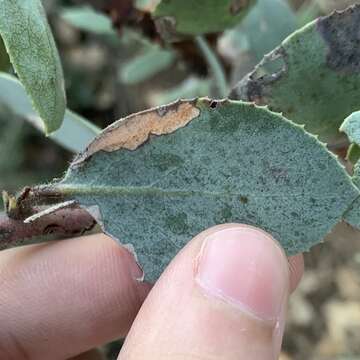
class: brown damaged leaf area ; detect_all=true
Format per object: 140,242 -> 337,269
229,47 -> 288,102
317,5 -> 360,74
155,16 -> 180,42
75,101 -> 200,164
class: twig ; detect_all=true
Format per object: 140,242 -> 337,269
195,36 -> 228,99
0,207 -> 97,251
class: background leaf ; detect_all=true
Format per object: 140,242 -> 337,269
296,0 -> 320,27
36,99 -> 358,281
218,0 -> 297,86
60,6 -> 116,35
119,46 -> 175,85
230,5 -> 360,143
0,104 -> 25,172
148,77 -> 211,106
219,0 -> 297,64
0,0 -> 66,134
0,73 -> 99,153
154,0 -> 256,39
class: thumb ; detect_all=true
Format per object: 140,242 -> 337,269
119,224 -> 303,360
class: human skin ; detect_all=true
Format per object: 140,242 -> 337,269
0,224 -> 303,360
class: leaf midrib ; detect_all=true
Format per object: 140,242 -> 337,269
57,183 -> 317,200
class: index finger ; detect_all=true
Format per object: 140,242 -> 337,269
0,234 -> 151,359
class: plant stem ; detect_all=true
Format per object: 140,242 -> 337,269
0,208 -> 97,250
195,36 -> 228,99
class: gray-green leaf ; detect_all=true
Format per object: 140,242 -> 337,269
340,111 -> 360,146
0,72 -> 99,153
0,0 -> 66,134
230,5 -> 360,143
153,0 -> 256,40
34,99 -> 358,281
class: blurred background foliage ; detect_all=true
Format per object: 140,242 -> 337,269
0,1 -> 360,359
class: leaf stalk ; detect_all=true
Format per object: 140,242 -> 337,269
195,36 -> 228,98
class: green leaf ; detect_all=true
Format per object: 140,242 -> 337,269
154,0 -> 256,39
346,144 -> 360,164
0,0 -> 66,134
230,5 -> 360,143
220,0 -> 297,63
119,46 -> 175,85
32,99 -> 358,281
60,6 -> 116,35
0,72 -> 99,153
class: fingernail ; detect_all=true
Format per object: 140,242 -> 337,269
195,225 -> 289,321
